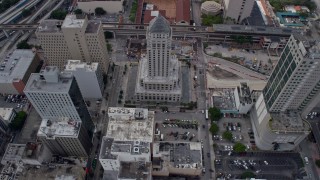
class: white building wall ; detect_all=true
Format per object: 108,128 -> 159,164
223,0 -> 255,23
24,91 -> 81,121
78,0 -> 124,14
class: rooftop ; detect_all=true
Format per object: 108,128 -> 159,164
65,60 -> 98,72
0,108 -> 14,121
85,21 -> 100,33
1,143 -> 25,164
176,0 -> 190,23
62,15 -> 85,28
100,137 -> 151,160
212,89 -> 237,111
106,108 -> 154,142
269,110 -> 311,133
37,117 -> 81,139
0,50 -> 36,83
21,142 -> 45,161
24,67 -> 74,93
118,161 -> 151,180
153,142 -> 203,169
148,15 -> 171,34
237,82 -> 252,104
37,20 -> 63,33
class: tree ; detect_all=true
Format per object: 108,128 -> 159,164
22,9 -> 31,17
95,7 -> 106,15
208,107 -> 222,121
50,10 -> 67,20
233,142 -> 246,153
9,111 -> 27,130
17,40 -> 31,49
241,171 -> 256,179
74,9 -> 83,15
222,131 -> 233,141
316,159 -> 320,168
209,123 -> 219,135
201,14 -> 223,26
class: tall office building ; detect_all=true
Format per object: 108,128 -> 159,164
135,15 -> 181,102
222,0 -> 255,24
65,60 -> 104,99
250,35 -> 320,151
23,66 -> 94,136
36,15 -> 109,71
37,117 -> 92,157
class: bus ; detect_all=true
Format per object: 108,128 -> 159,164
205,110 -> 208,120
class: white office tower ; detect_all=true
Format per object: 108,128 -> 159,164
99,108 -> 154,180
65,60 -> 104,99
135,15 -> 181,102
222,0 -> 255,24
36,15 -> 109,71
23,66 -> 94,136
37,117 -> 92,157
250,35 -> 320,151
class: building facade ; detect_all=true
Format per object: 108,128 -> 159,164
23,66 -> 94,136
135,15 -> 181,102
37,118 -> 92,157
0,50 -> 40,95
77,0 -> 124,14
36,15 -> 109,71
222,0 -> 255,24
251,35 -> 318,151
65,60 -> 104,99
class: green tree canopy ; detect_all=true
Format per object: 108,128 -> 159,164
95,7 -> 106,15
104,31 -> 113,39
222,131 -> 233,141
50,9 -> 67,20
17,40 -> 31,49
241,171 -> 256,179
209,123 -> 219,135
208,107 -> 222,121
233,142 -> 246,153
9,111 -> 27,130
22,9 -> 31,17
201,14 -> 223,26
74,9 -> 83,15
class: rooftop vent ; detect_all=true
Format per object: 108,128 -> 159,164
133,147 -> 140,153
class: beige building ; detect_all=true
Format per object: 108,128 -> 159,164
78,0 -> 124,14
222,0 -> 255,24
36,15 -> 109,71
135,15 -> 182,102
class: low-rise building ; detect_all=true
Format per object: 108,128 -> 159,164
0,50 -> 40,95
0,161 -> 24,180
234,82 -> 253,114
99,107 -> 154,180
77,0 -> 124,14
0,108 -> 16,131
37,117 -> 92,157
65,60 -> 104,99
152,142 -> 203,176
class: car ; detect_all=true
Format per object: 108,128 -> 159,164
238,127 -> 241,131
263,161 -> 269,165
228,151 -> 232,156
228,126 -> 232,131
202,125 -> 205,129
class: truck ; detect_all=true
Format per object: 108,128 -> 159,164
160,134 -> 164,141
205,110 -> 209,120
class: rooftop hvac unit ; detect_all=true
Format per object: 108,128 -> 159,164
133,147 -> 140,153
134,141 -> 140,146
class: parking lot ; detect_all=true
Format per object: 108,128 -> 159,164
215,152 -> 306,179
0,94 -> 28,111
214,116 -> 253,151
156,112 -> 205,142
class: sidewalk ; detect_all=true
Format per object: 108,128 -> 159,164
208,130 -> 216,179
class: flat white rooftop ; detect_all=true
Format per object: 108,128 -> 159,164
65,60 -> 98,72
62,15 -> 85,28
0,108 -> 14,121
107,107 -> 154,142
0,50 -> 35,83
38,117 -> 81,139
1,143 -> 26,164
